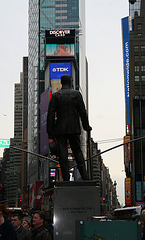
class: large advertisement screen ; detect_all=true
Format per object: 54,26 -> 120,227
50,62 -> 71,80
46,44 -> 75,57
45,29 -> 75,59
122,17 -> 130,133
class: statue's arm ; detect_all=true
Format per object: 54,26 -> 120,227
77,92 -> 92,132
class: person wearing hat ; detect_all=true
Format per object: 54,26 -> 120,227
47,74 -> 92,181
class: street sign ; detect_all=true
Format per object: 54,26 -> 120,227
0,140 -> 10,148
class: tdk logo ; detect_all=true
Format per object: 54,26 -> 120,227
52,67 -> 69,72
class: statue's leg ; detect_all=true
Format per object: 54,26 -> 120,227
68,134 -> 89,180
74,152 -> 89,180
56,135 -> 70,181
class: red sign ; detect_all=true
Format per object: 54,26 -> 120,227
125,178 -> 132,206
29,181 -> 44,208
137,202 -> 145,206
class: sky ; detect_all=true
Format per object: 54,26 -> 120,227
0,0 -> 129,205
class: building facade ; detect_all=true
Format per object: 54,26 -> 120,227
8,80 -> 23,206
28,0 -> 87,184
1,58 -> 28,207
90,139 -> 119,212
1,149 -> 10,202
123,0 -> 145,205
129,0 -> 141,20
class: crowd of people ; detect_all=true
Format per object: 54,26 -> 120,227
0,204 -> 53,240
132,209 -> 145,240
138,210 -> 145,240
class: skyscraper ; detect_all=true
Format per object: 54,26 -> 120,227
123,0 -> 145,205
28,0 -> 87,184
0,57 -> 28,207
9,79 -> 23,206
129,0 -> 141,20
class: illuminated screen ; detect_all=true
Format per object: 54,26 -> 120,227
50,62 -> 71,80
46,43 -> 75,57
50,169 -> 56,177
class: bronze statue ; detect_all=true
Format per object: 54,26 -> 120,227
47,74 -> 92,181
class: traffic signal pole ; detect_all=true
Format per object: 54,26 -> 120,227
10,146 -> 59,164
10,135 -> 145,171
70,135 -> 145,170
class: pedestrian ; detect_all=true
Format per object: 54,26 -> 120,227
11,213 -> 27,240
25,211 -> 51,240
0,203 -> 17,240
44,213 -> 53,240
47,74 -> 92,181
137,215 -> 145,240
142,210 -> 145,217
22,219 -> 31,230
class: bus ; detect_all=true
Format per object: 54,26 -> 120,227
114,206 -> 142,220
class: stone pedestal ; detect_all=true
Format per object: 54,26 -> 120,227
53,181 -> 100,240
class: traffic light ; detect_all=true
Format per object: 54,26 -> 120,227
18,199 -> 22,207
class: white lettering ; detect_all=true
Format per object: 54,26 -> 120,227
49,29 -> 71,37
52,67 -> 69,72
125,41 -> 129,98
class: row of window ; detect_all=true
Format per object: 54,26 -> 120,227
135,85 -> 145,91
135,76 -> 145,81
135,56 -> 145,62
135,65 -> 145,71
135,96 -> 145,100
134,45 -> 145,52
137,23 -> 142,30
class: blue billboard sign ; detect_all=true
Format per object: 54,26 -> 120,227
122,17 -> 130,130
50,62 -> 71,80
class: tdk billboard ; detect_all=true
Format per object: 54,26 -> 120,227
50,62 -> 71,80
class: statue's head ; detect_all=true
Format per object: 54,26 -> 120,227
61,74 -> 72,87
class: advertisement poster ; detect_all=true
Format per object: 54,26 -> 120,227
50,62 -> 71,80
46,44 -> 75,57
40,89 -> 49,155
122,16 -> 130,134
124,136 -> 131,172
125,178 -> 131,206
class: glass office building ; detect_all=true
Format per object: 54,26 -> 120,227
28,0 -> 87,184
129,0 -> 141,20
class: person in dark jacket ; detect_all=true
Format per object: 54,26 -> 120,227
25,211 -> 51,240
11,214 -> 27,240
0,203 -> 17,240
44,213 -> 53,240
47,74 -> 92,181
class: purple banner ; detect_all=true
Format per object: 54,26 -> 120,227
40,89 -> 49,155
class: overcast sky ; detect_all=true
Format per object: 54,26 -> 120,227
0,0 -> 129,205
